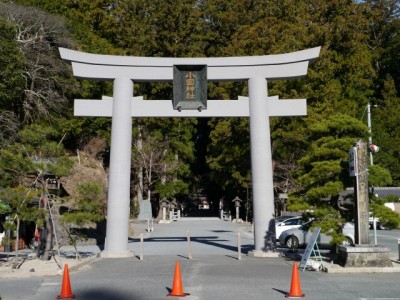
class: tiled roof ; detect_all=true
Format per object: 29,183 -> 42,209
340,187 -> 400,199
372,187 -> 400,199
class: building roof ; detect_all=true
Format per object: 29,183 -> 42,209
339,187 -> 400,203
371,187 -> 400,199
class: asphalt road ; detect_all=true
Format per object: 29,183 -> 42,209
17,256 -> 400,300
1,219 -> 400,300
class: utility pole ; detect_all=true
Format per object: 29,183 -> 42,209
367,103 -> 373,165
246,186 -> 249,223
137,125 -> 143,203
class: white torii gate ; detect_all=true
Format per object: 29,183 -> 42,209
59,47 -> 320,257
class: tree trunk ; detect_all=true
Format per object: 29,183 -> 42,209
41,213 -> 53,260
12,216 -> 20,269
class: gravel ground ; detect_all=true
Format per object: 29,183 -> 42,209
0,220 -> 148,279
0,248 -> 100,278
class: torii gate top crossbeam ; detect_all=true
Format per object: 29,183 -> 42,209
59,47 -> 320,81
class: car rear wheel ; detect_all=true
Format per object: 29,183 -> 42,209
285,235 -> 299,249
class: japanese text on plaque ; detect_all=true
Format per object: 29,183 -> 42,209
185,72 -> 196,100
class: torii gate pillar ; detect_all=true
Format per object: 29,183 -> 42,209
59,47 -> 320,257
248,77 -> 275,253
105,78 -> 133,256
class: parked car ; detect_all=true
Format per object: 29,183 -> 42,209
275,215 -> 295,223
275,216 -> 306,241
279,220 -> 355,249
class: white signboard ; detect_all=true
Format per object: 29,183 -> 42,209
349,147 -> 357,177
300,227 -> 321,271
138,200 -> 153,221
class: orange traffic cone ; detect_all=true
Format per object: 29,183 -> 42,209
286,262 -> 305,298
167,261 -> 189,297
57,264 -> 76,299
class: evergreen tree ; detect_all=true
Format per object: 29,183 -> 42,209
288,113 -> 368,243
59,182 -> 105,258
0,17 -> 24,115
0,186 -> 44,267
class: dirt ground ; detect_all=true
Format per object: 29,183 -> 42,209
0,250 -> 98,278
0,220 -> 147,279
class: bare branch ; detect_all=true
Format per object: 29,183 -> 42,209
0,3 -> 75,123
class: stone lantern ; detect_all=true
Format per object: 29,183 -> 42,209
160,197 -> 170,223
232,196 -> 243,223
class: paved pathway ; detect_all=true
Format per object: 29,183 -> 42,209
128,218 -> 253,257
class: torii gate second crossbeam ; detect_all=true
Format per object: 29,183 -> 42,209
59,47 -> 320,257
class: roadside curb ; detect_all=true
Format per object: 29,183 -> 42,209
60,254 -> 102,274
324,261 -> 400,273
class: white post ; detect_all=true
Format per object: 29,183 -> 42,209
237,231 -> 242,260
103,77 -> 134,257
187,230 -> 192,259
140,233 -> 144,261
248,77 -> 276,255
398,238 -> 400,261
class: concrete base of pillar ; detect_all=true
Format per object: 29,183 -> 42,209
248,250 -> 280,258
337,245 -> 392,267
101,250 -> 135,258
